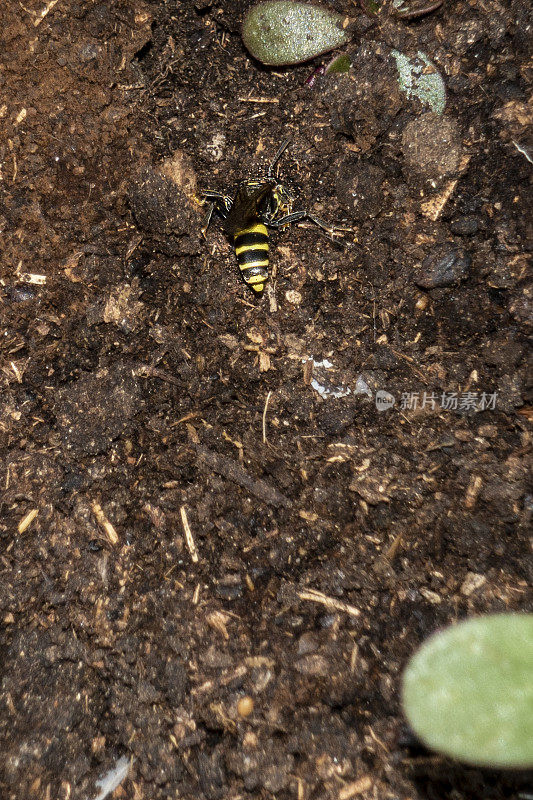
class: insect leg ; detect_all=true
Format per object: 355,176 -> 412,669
269,210 -> 352,235
198,191 -> 231,237
200,202 -> 216,238
268,140 -> 290,177
200,190 -> 228,202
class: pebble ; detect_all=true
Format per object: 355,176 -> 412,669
415,246 -> 471,289
237,696 -> 254,717
297,632 -> 319,656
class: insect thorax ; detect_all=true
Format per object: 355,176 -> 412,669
270,184 -> 293,221
237,178 -> 294,224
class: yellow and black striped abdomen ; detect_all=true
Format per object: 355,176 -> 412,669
234,222 -> 269,294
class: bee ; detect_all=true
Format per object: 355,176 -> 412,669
199,140 -> 348,295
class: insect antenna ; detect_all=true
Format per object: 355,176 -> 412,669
268,139 -> 290,177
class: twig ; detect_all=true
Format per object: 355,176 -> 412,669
296,587 -> 360,617
262,390 -> 272,444
196,445 -> 291,509
338,776 -> 373,799
91,501 -> 118,545
135,365 -> 181,386
238,97 -> 279,103
180,506 -> 199,562
464,474 -> 483,509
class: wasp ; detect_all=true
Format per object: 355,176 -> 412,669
199,141 -> 348,295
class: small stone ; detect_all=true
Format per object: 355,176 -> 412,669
237,696 -> 254,717
419,588 -> 441,604
415,294 -> 429,311
450,215 -> 480,236
297,632 -> 319,656
460,572 -> 486,596
415,245 -> 471,288
508,284 -> 532,331
454,429 -> 473,442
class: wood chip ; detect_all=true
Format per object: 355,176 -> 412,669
18,508 -> 38,533
91,501 -> 118,545
339,776 -> 373,799
297,587 -> 360,617
464,474 -> 483,508
180,505 -> 199,562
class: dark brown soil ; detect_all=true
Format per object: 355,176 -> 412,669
1,1 -> 531,799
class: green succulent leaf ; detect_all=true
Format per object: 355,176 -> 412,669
402,614 -> 533,768
325,53 -> 352,74
242,1 -> 351,66
391,49 -> 446,114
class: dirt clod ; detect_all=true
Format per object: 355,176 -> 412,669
402,113 -> 462,183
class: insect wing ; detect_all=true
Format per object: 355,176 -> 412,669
223,182 -> 275,235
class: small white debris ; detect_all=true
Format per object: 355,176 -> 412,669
304,356 -> 351,399
311,358 -> 333,369
205,132 -> 226,162
180,505 -> 199,563
354,375 -> 372,397
310,378 -> 351,399
93,756 -> 131,800
285,289 -> 302,305
18,272 -> 47,285
512,140 -> 533,164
